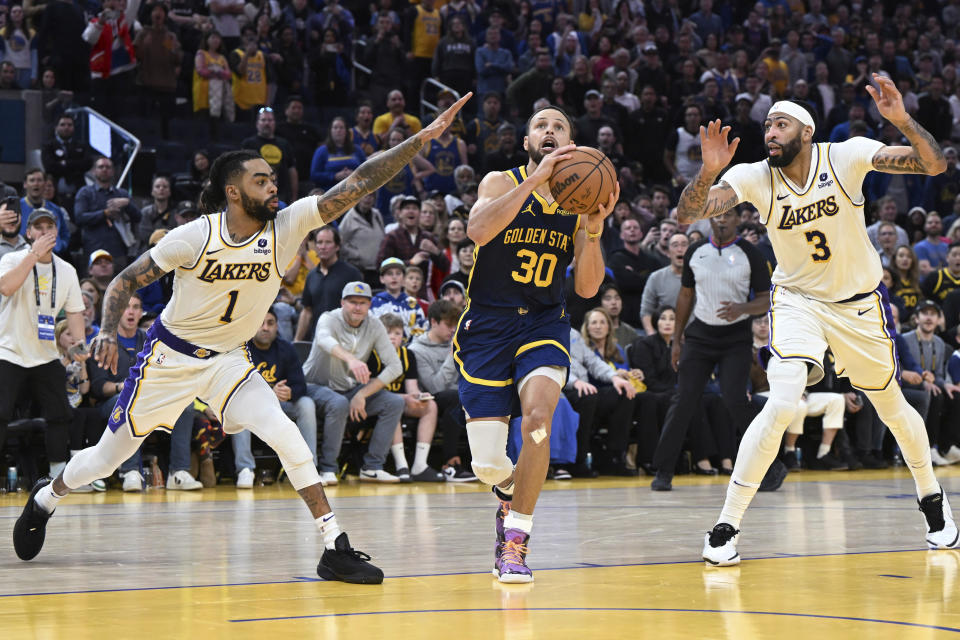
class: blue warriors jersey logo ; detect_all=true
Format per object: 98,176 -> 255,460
466,166 -> 580,309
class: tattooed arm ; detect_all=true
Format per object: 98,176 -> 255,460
870,116 -> 947,175
676,174 -> 740,224
313,92 -> 473,226
93,252 -> 168,374
867,73 -> 947,176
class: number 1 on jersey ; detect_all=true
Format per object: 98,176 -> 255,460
220,290 -> 239,323
805,230 -> 831,262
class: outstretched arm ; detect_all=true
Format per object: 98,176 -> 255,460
314,92 -> 473,226
676,120 -> 741,224
867,74 -> 947,176
93,253 -> 168,374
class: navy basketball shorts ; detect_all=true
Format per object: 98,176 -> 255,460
453,303 -> 571,419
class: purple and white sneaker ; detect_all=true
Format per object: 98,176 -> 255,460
494,528 -> 533,583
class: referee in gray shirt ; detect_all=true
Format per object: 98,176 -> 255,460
651,210 -> 771,490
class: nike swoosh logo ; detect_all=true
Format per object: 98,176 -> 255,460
206,248 -> 224,255
776,194 -> 789,201
857,308 -> 871,316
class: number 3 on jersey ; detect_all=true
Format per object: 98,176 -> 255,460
805,230 -> 831,262
512,249 -> 557,287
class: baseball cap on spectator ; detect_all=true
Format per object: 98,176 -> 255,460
585,90 -> 602,99
918,299 -> 941,313
642,43 -> 657,53
908,206 -> 927,217
440,280 -> 465,297
451,204 -> 470,220
380,257 -> 406,274
399,195 -> 420,207
175,200 -> 198,219
149,229 -> 168,246
855,55 -> 867,64
342,281 -> 372,299
89,249 -> 113,266
425,190 -> 443,200
735,92 -> 754,104
27,208 -> 57,227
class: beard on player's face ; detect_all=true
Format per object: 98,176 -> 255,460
527,134 -> 560,165
240,188 -> 279,222
766,131 -> 803,167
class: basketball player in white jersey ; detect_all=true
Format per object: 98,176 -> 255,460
675,74 -> 958,566
13,94 -> 472,582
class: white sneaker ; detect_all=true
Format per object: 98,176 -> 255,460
919,488 -> 960,549
167,470 -> 203,491
319,471 -> 339,486
121,470 -> 143,492
359,468 -> 400,483
236,468 -> 255,489
92,479 -> 107,492
932,447 -> 950,466
943,445 -> 960,465
702,523 -> 741,566
72,483 -> 95,493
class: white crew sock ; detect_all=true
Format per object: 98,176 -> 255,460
817,443 -> 831,459
34,483 -> 67,514
503,510 -> 533,534
718,477 -> 760,529
316,512 -> 342,550
784,445 -> 796,452
411,442 -> 430,475
391,444 -> 408,471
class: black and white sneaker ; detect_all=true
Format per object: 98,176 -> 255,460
443,465 -> 478,482
394,467 -> 412,483
317,532 -> 384,584
919,488 -> 960,549
702,523 -> 741,566
411,466 -> 444,482
13,479 -> 54,561
782,450 -> 800,471
553,467 -> 572,480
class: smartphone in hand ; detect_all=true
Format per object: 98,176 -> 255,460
417,392 -> 434,401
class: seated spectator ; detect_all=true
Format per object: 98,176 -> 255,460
193,31 -> 235,130
421,125 -> 469,197
282,232 -> 319,299
439,279 -> 466,308
301,281 -> 406,482
19,169 -> 69,258
376,195 -> 449,298
87,249 -> 115,292
563,314 -> 637,477
310,117 -> 367,190
0,201 -> 26,258
41,115 -> 92,209
629,305 -> 678,474
599,282 -> 637,347
234,308 -> 318,488
440,217 -> 467,274
75,157 -> 141,269
54,320 -> 104,492
295,227 -> 362,341
875,221 -> 898,268
79,289 -> 100,344
902,300 -> 960,466
890,245 -> 922,320
482,122 -> 528,173
866,196 -> 910,250
640,232 -> 688,335
443,238 -> 475,291
374,313 -> 444,482
136,175 -> 175,250
921,242 -> 960,304
914,211 -> 949,276
371,257 -> 428,340
402,265 -> 430,312
407,299 -> 475,481
465,92 -> 505,166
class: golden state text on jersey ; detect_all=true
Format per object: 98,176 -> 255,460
467,166 -> 580,308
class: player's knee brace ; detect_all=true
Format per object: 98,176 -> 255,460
466,420 -> 513,486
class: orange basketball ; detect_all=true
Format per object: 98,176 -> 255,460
548,146 -> 617,216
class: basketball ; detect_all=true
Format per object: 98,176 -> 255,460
548,146 -> 617,216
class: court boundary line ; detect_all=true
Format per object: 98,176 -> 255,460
0,547 -> 930,598
226,606 -> 960,632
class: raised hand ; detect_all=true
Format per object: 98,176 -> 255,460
865,73 -> 908,125
528,144 -> 576,185
699,119 -> 740,176
417,92 -> 473,142
31,231 -> 57,261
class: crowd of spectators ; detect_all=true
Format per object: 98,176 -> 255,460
7,0 -> 960,490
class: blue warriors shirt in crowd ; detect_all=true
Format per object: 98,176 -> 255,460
422,136 -> 460,195
466,165 -> 580,308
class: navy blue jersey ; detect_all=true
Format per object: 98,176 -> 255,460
467,166 -> 580,309
423,136 -> 460,194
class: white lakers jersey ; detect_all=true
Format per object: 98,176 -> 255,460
722,137 -> 885,302
150,199 -> 323,351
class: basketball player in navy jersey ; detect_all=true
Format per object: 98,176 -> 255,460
454,105 -> 618,582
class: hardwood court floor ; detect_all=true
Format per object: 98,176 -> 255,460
2,467 -> 960,639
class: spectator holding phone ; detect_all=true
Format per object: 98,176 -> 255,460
0,197 -> 27,258
74,156 -> 141,269
0,207 -> 85,480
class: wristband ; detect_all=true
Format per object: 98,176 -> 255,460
585,226 -> 603,240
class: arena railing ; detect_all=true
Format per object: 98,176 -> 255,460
420,78 -> 460,122
64,106 -> 141,191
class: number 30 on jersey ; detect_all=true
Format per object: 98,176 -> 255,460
512,249 -> 557,287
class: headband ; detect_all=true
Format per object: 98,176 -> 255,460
767,101 -> 816,133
